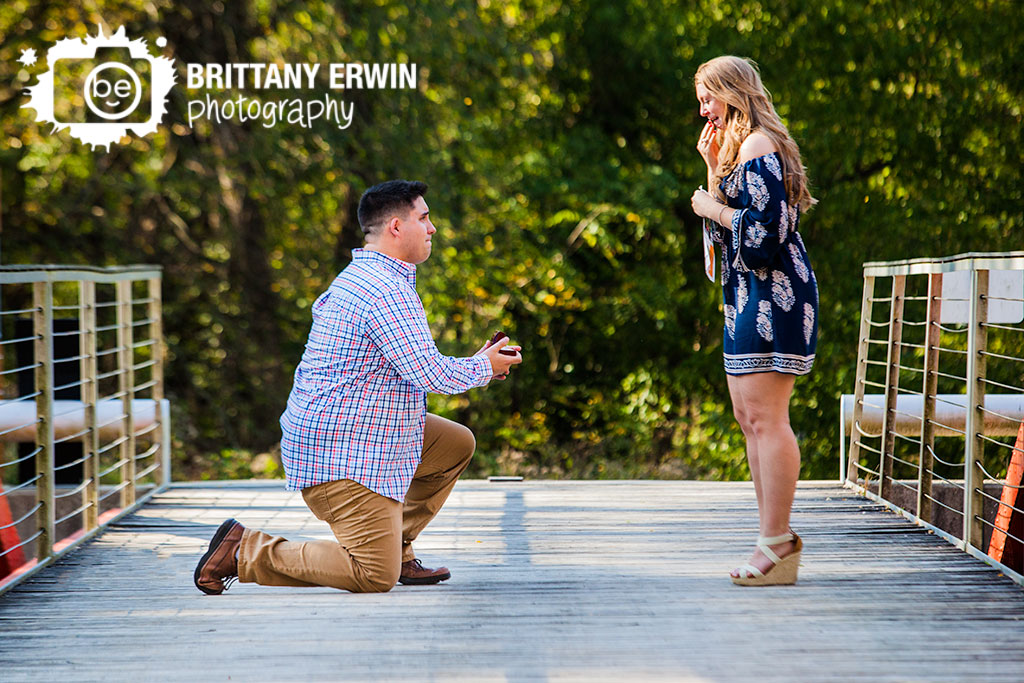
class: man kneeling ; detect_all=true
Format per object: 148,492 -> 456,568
194,180 -> 522,594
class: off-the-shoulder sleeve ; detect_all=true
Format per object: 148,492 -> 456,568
728,154 -> 792,272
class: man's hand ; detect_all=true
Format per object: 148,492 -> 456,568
478,336 -> 522,380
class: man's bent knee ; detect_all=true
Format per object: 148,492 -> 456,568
352,565 -> 400,593
458,424 -> 476,457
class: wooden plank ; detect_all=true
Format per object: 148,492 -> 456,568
1,480 -> 1024,681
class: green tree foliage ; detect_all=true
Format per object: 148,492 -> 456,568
1,0 -> 1020,480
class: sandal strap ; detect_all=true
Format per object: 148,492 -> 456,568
757,532 -> 795,564
737,563 -> 764,579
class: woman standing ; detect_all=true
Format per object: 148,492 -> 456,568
690,56 -> 818,586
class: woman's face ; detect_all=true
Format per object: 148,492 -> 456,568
696,82 -> 727,129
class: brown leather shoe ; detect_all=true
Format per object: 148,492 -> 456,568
398,558 -> 451,585
194,518 -> 244,595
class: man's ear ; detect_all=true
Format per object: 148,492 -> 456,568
386,215 -> 402,238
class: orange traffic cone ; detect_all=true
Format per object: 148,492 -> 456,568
988,421 -> 1024,572
0,482 -> 27,576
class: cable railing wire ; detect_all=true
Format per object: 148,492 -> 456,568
852,460 -> 881,477
0,363 -> 41,377
981,322 -> 1024,333
54,427 -> 92,445
975,514 -> 1024,548
925,443 -> 966,468
54,502 -> 93,527
135,461 -> 160,481
134,444 -> 160,461
0,419 -> 42,439
0,529 -> 43,558
96,436 -> 130,457
925,417 -> 967,436
979,349 -> 1024,363
855,440 -> 883,456
923,492 -> 964,516
53,479 -> 91,499
98,480 -> 131,503
932,370 -> 968,383
53,454 -> 88,473
0,501 -> 42,532
97,457 -> 129,479
0,307 -> 39,316
894,432 -> 924,447
854,421 -> 883,439
928,468 -> 966,490
975,460 -> 1024,489
0,447 -> 42,470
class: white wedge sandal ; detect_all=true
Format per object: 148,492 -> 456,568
731,531 -> 802,586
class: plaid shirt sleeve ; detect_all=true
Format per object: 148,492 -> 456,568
366,284 -> 493,394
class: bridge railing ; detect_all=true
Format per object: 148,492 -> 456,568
0,265 -> 169,594
843,251 -> 1024,585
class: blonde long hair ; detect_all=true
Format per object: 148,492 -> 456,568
695,56 -> 816,209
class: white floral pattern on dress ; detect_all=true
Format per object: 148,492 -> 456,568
756,300 -> 773,342
724,304 -> 736,339
779,199 -> 790,241
746,171 -> 769,211
745,221 -> 768,249
789,204 -> 799,231
804,303 -> 815,345
754,267 -> 769,282
724,168 -> 743,198
764,153 -> 782,180
771,270 -> 795,312
737,277 -> 748,314
789,243 -> 810,283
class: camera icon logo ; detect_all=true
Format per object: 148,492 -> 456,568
23,26 -> 176,150
83,59 -> 143,121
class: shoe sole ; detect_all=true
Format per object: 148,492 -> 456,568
731,552 -> 801,587
193,518 -> 239,595
398,571 -> 451,586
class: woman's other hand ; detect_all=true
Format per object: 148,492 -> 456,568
696,121 -> 720,172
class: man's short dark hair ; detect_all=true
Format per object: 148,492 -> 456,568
357,180 -> 429,236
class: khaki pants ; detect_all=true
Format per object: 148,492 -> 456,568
237,413 -> 475,593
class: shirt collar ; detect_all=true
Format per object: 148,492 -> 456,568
352,248 -> 417,288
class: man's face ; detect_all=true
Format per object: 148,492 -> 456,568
398,196 -> 436,264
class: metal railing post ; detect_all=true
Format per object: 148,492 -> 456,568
79,280 -> 99,532
147,277 -> 167,486
917,273 -> 942,524
847,274 -> 876,483
116,280 -> 136,507
964,268 -> 989,550
33,280 -> 54,562
880,275 -> 906,502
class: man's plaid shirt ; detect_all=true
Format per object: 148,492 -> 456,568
280,249 -> 492,501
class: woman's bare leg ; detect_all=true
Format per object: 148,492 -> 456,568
727,371 -> 800,577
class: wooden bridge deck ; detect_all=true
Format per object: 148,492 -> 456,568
2,480 -> 1023,682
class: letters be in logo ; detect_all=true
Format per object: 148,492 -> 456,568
23,26 -> 176,150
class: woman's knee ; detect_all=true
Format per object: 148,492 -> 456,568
732,406 -> 754,435
746,409 -> 792,441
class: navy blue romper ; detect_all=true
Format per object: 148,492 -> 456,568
709,152 -> 818,375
